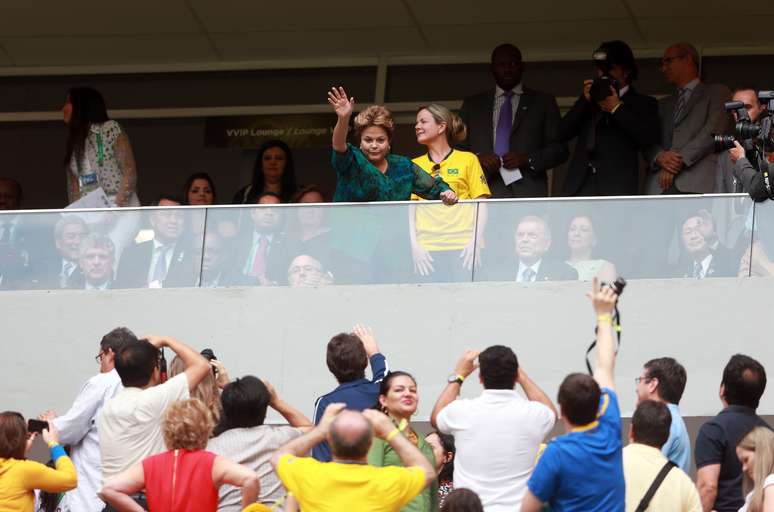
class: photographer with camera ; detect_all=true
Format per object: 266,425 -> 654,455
558,40 -> 659,196
724,91 -> 774,201
714,87 -> 768,194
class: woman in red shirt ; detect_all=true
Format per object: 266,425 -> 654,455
99,399 -> 259,511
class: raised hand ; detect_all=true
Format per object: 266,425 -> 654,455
454,350 -> 481,378
353,324 -> 379,357
586,277 -> 618,316
327,87 -> 355,119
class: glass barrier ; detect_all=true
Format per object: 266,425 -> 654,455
749,199 -> 774,277
0,207 -> 205,291
0,195 -> 760,291
201,201 -> 480,287
472,195 -> 754,282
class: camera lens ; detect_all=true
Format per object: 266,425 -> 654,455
713,134 -> 736,153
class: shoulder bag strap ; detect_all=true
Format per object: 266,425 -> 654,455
635,460 -> 676,512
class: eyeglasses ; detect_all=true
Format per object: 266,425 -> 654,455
634,377 -> 652,384
661,54 -> 687,66
95,352 -> 104,363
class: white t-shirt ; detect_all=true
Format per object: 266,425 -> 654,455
739,474 -> 774,512
53,369 -> 122,512
98,373 -> 189,482
436,389 -> 556,512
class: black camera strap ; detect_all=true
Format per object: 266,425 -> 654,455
585,303 -> 622,375
634,461 -> 676,512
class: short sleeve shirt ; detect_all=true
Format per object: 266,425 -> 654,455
695,406 -> 771,512
98,373 -> 190,482
661,403 -> 691,473
527,388 -> 625,512
276,454 -> 426,512
411,150 -> 491,251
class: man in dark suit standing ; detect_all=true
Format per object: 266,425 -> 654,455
115,196 -> 197,288
514,215 -> 577,282
647,42 -> 732,194
459,44 -> 568,198
559,40 -> 660,196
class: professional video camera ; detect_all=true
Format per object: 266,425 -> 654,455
714,91 -> 774,152
589,47 -> 622,103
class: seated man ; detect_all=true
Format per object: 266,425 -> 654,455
312,325 -> 387,461
677,213 -> 733,278
623,400 -> 701,512
68,234 -> 115,290
30,216 -> 89,289
115,195 -> 197,288
196,232 -> 251,287
513,215 -> 577,282
695,354 -> 770,512
522,279 -> 624,511
235,192 -> 287,285
271,404 -> 435,512
287,254 -> 333,287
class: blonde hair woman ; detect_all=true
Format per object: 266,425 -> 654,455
327,87 -> 458,204
168,355 -> 225,426
736,426 -> 774,512
410,103 -> 491,282
100,399 -> 259,512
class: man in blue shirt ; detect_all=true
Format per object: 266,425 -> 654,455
522,279 -> 625,512
635,357 -> 691,472
312,324 -> 388,461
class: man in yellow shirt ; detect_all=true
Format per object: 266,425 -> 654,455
271,403 -> 435,511
623,400 -> 701,512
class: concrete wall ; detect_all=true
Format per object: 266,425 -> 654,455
2,277 -> 772,423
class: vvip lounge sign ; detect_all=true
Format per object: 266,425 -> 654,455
205,114 -> 334,148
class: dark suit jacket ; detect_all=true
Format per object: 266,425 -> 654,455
459,87 -> 568,198
65,271 -> 115,290
676,245 -> 736,278
646,82 -> 732,193
559,86 -> 660,196
532,259 -> 579,282
115,240 -> 198,289
232,230 -> 288,285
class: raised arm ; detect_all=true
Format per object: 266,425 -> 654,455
363,409 -> 435,488
23,422 -> 77,493
272,403 -> 346,469
145,335 -> 209,391
212,456 -> 260,509
327,87 -> 355,153
587,278 -> 619,391
99,463 -> 145,512
430,350 -> 479,429
517,368 -> 558,419
114,132 -> 138,207
263,379 -> 313,431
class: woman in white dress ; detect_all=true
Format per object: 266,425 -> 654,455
565,214 -> 616,282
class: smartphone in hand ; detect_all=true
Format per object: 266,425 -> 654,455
27,419 -> 48,434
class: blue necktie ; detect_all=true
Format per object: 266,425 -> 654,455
495,90 -> 514,156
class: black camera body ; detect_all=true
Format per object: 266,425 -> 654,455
713,92 -> 774,153
590,49 -> 621,103
601,277 -> 627,296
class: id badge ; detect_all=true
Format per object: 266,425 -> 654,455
79,172 -> 99,194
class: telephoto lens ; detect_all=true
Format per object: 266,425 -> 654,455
713,134 -> 736,153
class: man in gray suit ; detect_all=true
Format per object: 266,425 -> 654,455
647,42 -> 732,194
459,44 -> 568,198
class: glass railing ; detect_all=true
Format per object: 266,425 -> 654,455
0,194 -> 767,291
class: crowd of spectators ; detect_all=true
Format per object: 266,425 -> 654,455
0,279 -> 771,511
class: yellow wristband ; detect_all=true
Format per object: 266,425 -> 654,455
385,428 -> 401,443
457,374 -> 465,382
597,314 -> 613,324
610,102 -> 623,114
47,441 -> 58,448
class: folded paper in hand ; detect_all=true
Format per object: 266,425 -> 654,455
65,187 -> 111,210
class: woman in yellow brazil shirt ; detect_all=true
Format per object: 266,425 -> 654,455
410,104 -> 491,282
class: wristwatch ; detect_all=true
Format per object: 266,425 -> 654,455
447,373 -> 465,385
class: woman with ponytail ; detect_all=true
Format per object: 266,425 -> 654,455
410,104 -> 491,282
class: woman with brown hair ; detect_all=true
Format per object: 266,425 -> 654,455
0,412 -> 77,511
99,399 -> 259,512
736,426 -> 774,512
327,87 -> 457,205
368,371 -> 438,512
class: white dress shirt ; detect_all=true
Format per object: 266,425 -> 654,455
492,83 -> 525,139
146,239 -> 176,286
516,260 -> 542,282
53,369 -> 122,512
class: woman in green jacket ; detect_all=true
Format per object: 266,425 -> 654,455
368,371 -> 438,512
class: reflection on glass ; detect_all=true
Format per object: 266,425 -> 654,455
231,195 -> 286,286
287,254 -> 334,288
676,210 -> 736,278
513,215 -> 578,282
747,200 -> 774,277
565,215 -> 617,282
69,234 -> 116,289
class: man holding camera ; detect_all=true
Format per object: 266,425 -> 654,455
559,40 -> 659,196
714,87 -> 767,194
647,43 -> 732,194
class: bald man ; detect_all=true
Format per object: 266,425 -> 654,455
647,42 -> 732,194
272,404 -> 435,511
